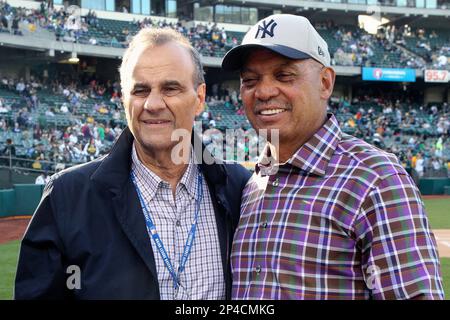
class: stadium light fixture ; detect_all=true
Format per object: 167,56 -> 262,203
69,52 -> 79,64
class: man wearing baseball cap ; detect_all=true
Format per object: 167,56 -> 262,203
223,14 -> 444,300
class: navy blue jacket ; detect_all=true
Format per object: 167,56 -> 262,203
14,128 -> 250,299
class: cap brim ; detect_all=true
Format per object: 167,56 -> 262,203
221,43 -> 312,71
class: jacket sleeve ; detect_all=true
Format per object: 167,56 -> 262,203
14,178 -> 70,299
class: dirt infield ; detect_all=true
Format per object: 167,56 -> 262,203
0,216 -> 31,245
423,195 -> 450,200
434,230 -> 450,258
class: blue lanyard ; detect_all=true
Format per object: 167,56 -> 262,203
131,169 -> 203,290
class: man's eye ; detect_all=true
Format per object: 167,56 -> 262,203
277,74 -> 294,81
242,78 -> 257,86
132,88 -> 149,96
163,87 -> 180,95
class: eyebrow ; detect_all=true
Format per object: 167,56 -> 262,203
132,80 -> 184,90
162,80 -> 183,87
131,82 -> 150,91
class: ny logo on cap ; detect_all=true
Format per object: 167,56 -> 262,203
255,19 -> 277,39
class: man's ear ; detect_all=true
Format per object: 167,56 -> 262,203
320,67 -> 336,100
195,83 -> 206,116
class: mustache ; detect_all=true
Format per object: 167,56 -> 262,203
253,100 -> 292,112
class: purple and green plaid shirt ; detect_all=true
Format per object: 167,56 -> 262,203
231,114 -> 444,300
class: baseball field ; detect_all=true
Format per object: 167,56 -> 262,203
0,197 -> 449,300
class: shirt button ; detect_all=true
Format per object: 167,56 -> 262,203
261,221 -> 268,228
255,265 -> 261,274
176,220 -> 181,227
272,178 -> 279,187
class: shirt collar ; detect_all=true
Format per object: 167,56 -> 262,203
256,113 -> 341,176
131,143 -> 200,201
178,149 -> 201,201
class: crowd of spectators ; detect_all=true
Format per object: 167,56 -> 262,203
318,22 -> 426,68
0,2 -> 449,178
1,1 -> 448,69
1,77 -> 449,180
0,74 -> 125,171
118,17 -> 238,57
330,95 -> 449,179
193,89 -> 450,179
390,24 -> 450,69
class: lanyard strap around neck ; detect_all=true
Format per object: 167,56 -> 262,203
131,169 -> 203,290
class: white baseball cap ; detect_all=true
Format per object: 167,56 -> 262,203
222,14 -> 331,71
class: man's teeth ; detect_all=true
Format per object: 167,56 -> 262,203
260,109 -> 285,115
147,120 -> 168,124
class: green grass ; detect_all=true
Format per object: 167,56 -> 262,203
0,240 -> 19,300
442,258 -> 450,299
0,198 -> 448,299
424,198 -> 450,230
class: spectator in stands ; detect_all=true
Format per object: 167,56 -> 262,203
415,152 -> 425,177
80,122 -> 91,139
44,107 -> 55,117
0,117 -> 6,130
60,103 -> 69,113
16,78 -> 26,95
35,171 -> 50,185
83,137 -> 99,161
104,125 -> 116,142
11,15 -> 21,35
222,13 -> 444,300
1,138 -> 15,157
0,11 -> 7,30
0,97 -> 8,113
15,27 -> 250,300
435,137 -> 444,157
86,10 -> 99,28
15,112 -> 27,128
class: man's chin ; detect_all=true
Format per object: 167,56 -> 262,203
140,139 -> 176,152
254,125 -> 283,141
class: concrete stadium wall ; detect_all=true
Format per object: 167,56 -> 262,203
0,168 -> 40,189
419,178 -> 450,195
0,178 -> 448,219
0,184 -> 44,217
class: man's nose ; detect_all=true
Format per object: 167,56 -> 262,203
254,78 -> 279,101
143,91 -> 166,112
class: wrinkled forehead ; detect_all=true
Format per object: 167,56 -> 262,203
123,42 -> 194,85
241,48 -> 290,69
240,48 -> 318,74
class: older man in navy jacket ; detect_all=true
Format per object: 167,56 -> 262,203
15,28 -> 250,299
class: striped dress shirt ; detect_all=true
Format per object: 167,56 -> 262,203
131,143 -> 225,300
231,114 -> 444,300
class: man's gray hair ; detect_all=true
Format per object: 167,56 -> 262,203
119,28 -> 205,97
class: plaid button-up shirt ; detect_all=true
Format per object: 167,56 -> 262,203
231,114 -> 444,300
131,144 -> 225,300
